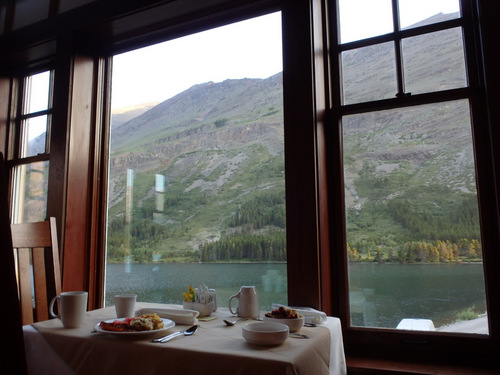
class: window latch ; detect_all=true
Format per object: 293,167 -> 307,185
396,92 -> 412,98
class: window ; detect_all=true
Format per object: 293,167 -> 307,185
2,0 -> 498,368
8,70 -> 53,224
104,12 -> 286,309
333,0 -> 489,334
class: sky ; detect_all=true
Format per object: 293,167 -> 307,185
339,0 -> 460,43
109,0 -> 459,110
111,12 -> 283,110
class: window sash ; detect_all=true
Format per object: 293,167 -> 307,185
326,0 -> 497,359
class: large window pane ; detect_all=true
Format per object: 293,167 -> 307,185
105,13 -> 286,310
11,161 -> 49,223
398,0 -> 460,30
21,115 -> 48,157
402,28 -> 467,95
342,42 -> 397,105
343,100 -> 488,334
338,0 -> 393,43
24,71 -> 51,114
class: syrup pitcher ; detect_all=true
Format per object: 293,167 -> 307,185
228,286 -> 259,318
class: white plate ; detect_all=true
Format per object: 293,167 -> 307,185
94,318 -> 175,337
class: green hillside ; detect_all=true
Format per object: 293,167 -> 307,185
106,13 -> 481,264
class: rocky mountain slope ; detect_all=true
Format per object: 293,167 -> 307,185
105,12 -> 479,261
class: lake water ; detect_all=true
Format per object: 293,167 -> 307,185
105,263 -> 288,312
348,263 -> 487,328
105,262 -> 487,329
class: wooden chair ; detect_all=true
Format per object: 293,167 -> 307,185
0,152 -> 28,374
11,217 -> 62,325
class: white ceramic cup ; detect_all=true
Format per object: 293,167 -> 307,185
49,291 -> 88,328
114,294 -> 137,318
229,286 -> 259,318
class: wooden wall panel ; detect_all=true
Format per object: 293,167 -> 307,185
62,54 -> 94,295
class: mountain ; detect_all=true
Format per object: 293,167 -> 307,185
106,12 -> 479,263
109,74 -> 283,174
106,73 -> 285,261
111,102 -> 159,129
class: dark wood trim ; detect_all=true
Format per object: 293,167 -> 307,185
46,33 -> 73,266
281,0 -> 322,310
463,0 -> 500,340
0,0 -> 279,71
346,355 -> 499,375
0,151 -> 28,375
2,0 -> 15,35
87,56 -> 109,310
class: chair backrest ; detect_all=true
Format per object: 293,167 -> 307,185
0,152 -> 28,374
11,217 -> 62,325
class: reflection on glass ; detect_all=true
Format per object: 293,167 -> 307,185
24,71 -> 51,114
105,13 -> 287,309
22,116 -> 48,157
402,28 -> 467,95
398,0 -> 460,30
343,100 -> 488,334
338,0 -> 393,43
342,42 -> 397,104
11,161 -> 49,224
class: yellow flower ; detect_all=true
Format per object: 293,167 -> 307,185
183,285 -> 196,302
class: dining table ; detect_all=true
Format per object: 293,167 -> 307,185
23,302 -> 347,375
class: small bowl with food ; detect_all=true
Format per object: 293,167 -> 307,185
263,306 -> 304,332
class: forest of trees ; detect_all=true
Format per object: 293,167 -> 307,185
106,191 -> 287,263
199,231 -> 286,262
106,185 -> 483,264
387,196 -> 480,242
347,195 -> 482,263
199,192 -> 287,262
348,238 -> 482,263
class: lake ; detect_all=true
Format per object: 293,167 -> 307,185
105,262 -> 487,329
105,262 -> 288,312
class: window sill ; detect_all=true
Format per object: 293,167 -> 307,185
346,355 -> 498,375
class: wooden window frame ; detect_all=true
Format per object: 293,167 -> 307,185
5,69 -> 54,223
321,0 -> 500,368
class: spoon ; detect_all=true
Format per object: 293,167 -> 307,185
289,332 -> 309,339
223,318 -> 245,326
152,325 -> 199,343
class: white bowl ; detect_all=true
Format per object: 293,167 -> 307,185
182,301 -> 213,317
263,315 -> 304,332
242,322 -> 289,346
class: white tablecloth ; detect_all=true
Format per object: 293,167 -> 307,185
23,303 -> 346,375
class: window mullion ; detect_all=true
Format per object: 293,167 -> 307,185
11,77 -> 24,160
392,0 -> 407,98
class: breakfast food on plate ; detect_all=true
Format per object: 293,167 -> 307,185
99,313 -> 164,332
130,317 -> 154,331
264,305 -> 302,319
140,313 -> 164,330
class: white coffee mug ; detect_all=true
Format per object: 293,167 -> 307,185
229,286 -> 259,318
49,291 -> 88,328
114,294 -> 137,318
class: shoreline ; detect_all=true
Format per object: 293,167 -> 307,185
437,315 -> 488,334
